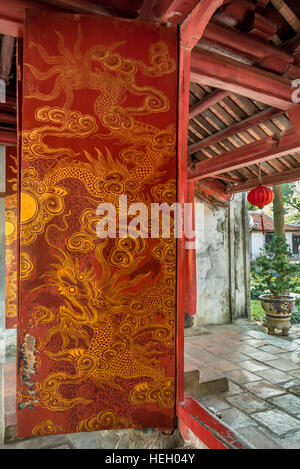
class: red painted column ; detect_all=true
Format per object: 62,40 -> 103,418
185,180 -> 197,318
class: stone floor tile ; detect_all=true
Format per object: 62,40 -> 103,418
265,339 -> 299,352
244,380 -> 286,399
251,410 -> 300,436
259,345 -> 288,354
289,385 -> 300,397
51,444 -> 72,449
219,380 -> 245,397
198,394 -> 231,411
204,345 -> 234,356
188,337 -> 212,348
288,369 -> 300,379
268,394 -> 300,415
242,339 -> 268,348
279,430 -> 300,449
239,360 -> 270,373
220,408 -> 256,430
222,352 -> 251,363
68,431 -> 117,449
243,350 -> 278,362
4,413 -> 17,427
277,351 -> 299,361
226,333 -> 250,341
233,344 -> 260,355
210,359 -> 240,372
243,330 -> 271,340
192,350 -> 221,364
255,368 -> 293,384
2,434 -> 70,449
280,379 -> 300,390
237,426 -> 284,449
225,369 -> 262,384
268,359 -> 299,372
4,394 -> 16,414
226,392 -> 272,415
184,361 -> 199,373
199,366 -> 224,383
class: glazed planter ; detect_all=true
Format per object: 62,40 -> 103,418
260,294 -> 296,336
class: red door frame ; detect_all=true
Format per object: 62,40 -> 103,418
0,0 -> 250,448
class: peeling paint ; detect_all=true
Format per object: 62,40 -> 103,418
18,333 -> 38,406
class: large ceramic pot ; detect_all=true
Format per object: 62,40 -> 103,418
259,294 -> 296,336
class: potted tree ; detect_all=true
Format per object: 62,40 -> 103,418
253,235 -> 300,336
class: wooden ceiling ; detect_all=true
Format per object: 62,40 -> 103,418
187,0 -> 300,194
1,0 -> 300,195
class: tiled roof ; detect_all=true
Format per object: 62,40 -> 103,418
249,212 -> 300,233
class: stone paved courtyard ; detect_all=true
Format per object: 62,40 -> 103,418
185,319 -> 300,449
1,319 -> 300,449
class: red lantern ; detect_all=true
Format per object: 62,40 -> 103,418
247,184 -> 274,234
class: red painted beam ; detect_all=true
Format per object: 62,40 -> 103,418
202,22 -> 293,65
231,167 -> 300,193
189,89 -> 229,120
188,130 -> 300,181
153,0 -> 198,24
190,49 -> 294,110
180,0 -> 224,50
177,394 -> 249,449
0,0 -> 139,37
0,128 -> 17,145
188,107 -> 284,154
0,0 -> 37,36
0,111 -> 17,125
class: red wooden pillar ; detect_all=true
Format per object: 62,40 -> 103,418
176,0 -> 224,406
184,180 -> 197,318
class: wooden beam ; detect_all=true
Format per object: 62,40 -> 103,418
180,0 -> 224,50
0,110 -> 17,125
0,128 -> 17,145
0,0 -> 138,37
189,89 -> 229,120
202,22 -> 293,64
188,130 -> 300,181
154,0 -> 197,24
188,107 -> 284,154
231,166 -> 300,193
190,49 -> 294,110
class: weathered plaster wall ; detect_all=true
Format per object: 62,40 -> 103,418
194,199 -> 230,325
251,231 -> 294,259
194,193 -> 250,326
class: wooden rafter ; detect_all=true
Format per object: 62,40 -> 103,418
190,49 -> 295,110
189,89 -> 229,120
231,166 -> 300,192
188,129 -> 300,181
188,107 -> 284,154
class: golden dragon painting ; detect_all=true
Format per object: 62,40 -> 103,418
18,12 -> 178,436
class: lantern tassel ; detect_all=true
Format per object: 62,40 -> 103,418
260,213 -> 265,235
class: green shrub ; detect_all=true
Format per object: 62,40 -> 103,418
251,236 -> 300,297
251,300 -> 265,322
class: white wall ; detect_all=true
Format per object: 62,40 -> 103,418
251,231 -> 294,258
251,232 -> 265,259
194,194 -> 250,326
195,200 -> 230,325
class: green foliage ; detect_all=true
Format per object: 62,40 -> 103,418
282,182 -> 300,223
291,309 -> 300,324
251,300 -> 265,322
251,236 -> 300,297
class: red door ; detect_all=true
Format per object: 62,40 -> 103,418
17,9 -> 178,437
